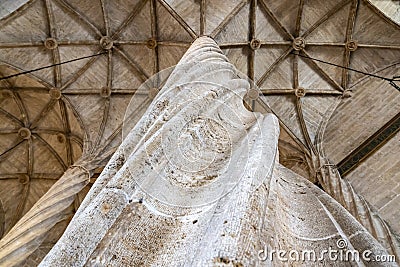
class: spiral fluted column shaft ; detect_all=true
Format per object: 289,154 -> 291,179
317,156 -> 400,263
0,165 -> 90,267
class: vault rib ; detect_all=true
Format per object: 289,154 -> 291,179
12,92 -> 29,126
29,99 -> 57,129
114,47 -> 149,83
0,42 -> 43,48
60,50 -> 103,91
292,0 -> 304,89
44,0 -> 62,87
157,41 -> 191,47
0,129 -> 19,134
294,0 -> 305,36
301,0 -> 351,39
219,41 -> 293,48
0,74 -> 30,125
0,173 -> 61,180
111,0 -> 148,39
54,0 -> 103,37
261,88 -> 342,95
0,138 -> 25,162
91,98 -> 110,154
200,0 -> 206,35
258,0 -> 294,40
99,0 -> 109,36
306,42 -> 345,46
33,128 -> 81,141
99,124 -> 122,154
210,0 -> 247,38
157,0 -> 197,38
293,52 -> 299,89
57,40 -> 99,46
341,0 -> 359,89
59,99 -> 73,166
70,136 -> 83,149
60,96 -> 88,147
301,50 -> 344,92
113,41 -> 146,45
107,50 -> 113,89
248,0 -> 256,81
0,107 -> 24,127
256,46 -> 293,87
219,42 -> 248,48
0,87 -> 46,92
248,0 -> 257,110
35,133 -> 68,171
11,162 -> 30,229
357,44 -> 400,49
150,0 -> 160,75
296,97 -> 318,155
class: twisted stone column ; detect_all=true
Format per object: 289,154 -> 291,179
0,165 -> 89,267
316,155 -> 400,263
36,36 -> 397,267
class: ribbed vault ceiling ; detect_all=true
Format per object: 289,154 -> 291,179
0,0 -> 399,260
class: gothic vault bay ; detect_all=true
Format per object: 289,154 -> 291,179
0,0 -> 399,266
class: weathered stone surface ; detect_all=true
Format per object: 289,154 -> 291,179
39,37 -> 397,267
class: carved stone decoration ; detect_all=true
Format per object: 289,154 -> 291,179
44,38 -> 58,50
292,37 -> 306,51
99,36 -> 113,50
99,86 -> 111,98
146,38 -> 158,49
247,88 -> 259,100
249,38 -> 261,50
17,127 -> 31,140
48,88 -> 62,99
345,40 -> 358,52
295,87 -> 306,98
36,37 -> 396,267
